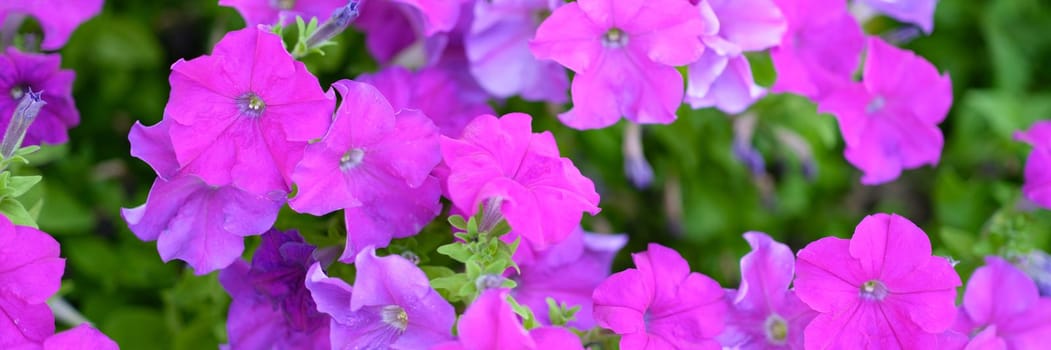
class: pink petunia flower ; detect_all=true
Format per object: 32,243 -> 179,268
1015,121 -> 1051,209
440,113 -> 600,254
289,80 -> 442,262
0,215 -> 64,348
770,0 -> 864,99
818,37 -> 952,185
358,66 -> 493,138
164,26 -> 334,196
592,243 -> 726,349
794,213 -> 962,349
953,256 -> 1051,349
430,289 -> 584,350
0,48 -> 79,147
530,0 -> 706,129
353,0 -> 468,63
718,232 -> 816,349
219,0 -> 346,26
0,0 -> 103,50
860,0 -> 939,34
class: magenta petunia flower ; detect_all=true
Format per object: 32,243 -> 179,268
718,232 -> 816,349
464,0 -> 569,103
42,324 -> 118,350
289,80 -> 442,262
164,26 -> 334,196
794,213 -> 962,349
219,229 -> 329,349
860,0 -> 939,34
123,120 -> 283,275
953,256 -> 1051,349
0,0 -> 103,50
592,243 -> 726,349
440,113 -> 600,253
770,0 -> 864,99
530,0 -> 706,129
0,48 -> 79,147
219,0 -> 346,26
0,215 -> 64,349
305,248 -> 455,348
431,289 -> 584,350
1015,121 -> 1051,209
818,37 -> 953,185
685,0 -> 785,114
358,66 -> 493,138
353,0 -> 468,63
512,227 -> 627,329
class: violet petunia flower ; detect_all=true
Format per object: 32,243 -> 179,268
794,213 -> 962,349
592,243 -> 726,349
358,66 -> 493,139
685,0 -> 786,114
440,113 -> 600,254
0,215 -> 64,349
353,0 -> 468,63
718,232 -> 816,349
953,256 -> 1051,349
219,0 -> 347,26
305,248 -> 455,349
1015,121 -> 1051,209
42,324 -> 118,350
465,0 -> 569,103
530,0 -> 706,129
770,0 -> 864,99
123,120 -> 283,275
818,37 -> 953,185
164,26 -> 334,196
219,229 -> 329,349
512,227 -> 627,329
289,80 -> 442,262
0,48 -> 79,147
0,0 -> 103,50
860,0 -> 939,34
431,289 -> 584,350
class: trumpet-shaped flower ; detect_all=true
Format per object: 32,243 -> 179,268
164,26 -> 334,196
818,37 -> 952,185
593,243 -> 726,349
0,48 -> 79,146
530,0 -> 706,129
953,256 -> 1051,349
718,232 -> 816,349
0,215 -> 64,348
1016,121 -> 1051,209
306,248 -> 455,348
431,289 -> 584,350
290,80 -> 442,262
794,213 -> 961,349
0,0 -> 102,50
770,0 -> 864,99
358,66 -> 493,138
440,113 -> 600,253
219,229 -> 329,349
354,0 -> 468,63
219,0 -> 347,26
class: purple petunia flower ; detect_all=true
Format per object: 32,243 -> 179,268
770,0 -> 864,99
592,243 -> 726,349
289,80 -> 442,262
512,227 -> 627,329
164,26 -> 334,197
219,0 -> 347,26
530,0 -> 706,129
686,0 -> 785,114
818,37 -> 952,185
1015,121 -> 1051,209
860,0 -> 939,34
353,0 -> 467,63
0,0 -> 103,50
953,256 -> 1051,349
464,0 -> 568,103
219,229 -> 329,349
123,120 -> 283,275
0,215 -> 64,349
357,66 -> 493,139
718,232 -> 816,349
440,113 -> 600,254
431,289 -> 584,350
306,247 -> 455,348
0,48 -> 78,147
42,324 -> 118,350
794,213 -> 962,348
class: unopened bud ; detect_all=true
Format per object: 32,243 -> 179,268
305,0 -> 360,48
1,89 -> 45,159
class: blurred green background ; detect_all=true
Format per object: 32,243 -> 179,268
14,0 -> 1051,348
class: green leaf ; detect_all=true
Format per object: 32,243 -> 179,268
0,198 -> 35,227
448,215 -> 468,230
436,242 -> 473,263
506,295 -> 540,330
7,175 -> 41,197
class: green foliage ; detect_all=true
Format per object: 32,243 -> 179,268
431,213 -> 518,304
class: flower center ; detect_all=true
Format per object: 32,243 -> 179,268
380,305 -> 409,332
860,279 -> 889,300
271,0 -> 296,10
866,96 -> 886,114
340,148 -> 365,171
602,28 -> 628,48
764,314 -> 788,345
237,93 -> 266,117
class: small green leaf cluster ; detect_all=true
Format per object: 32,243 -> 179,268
0,146 -> 43,227
431,210 -> 518,304
273,17 -> 339,59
